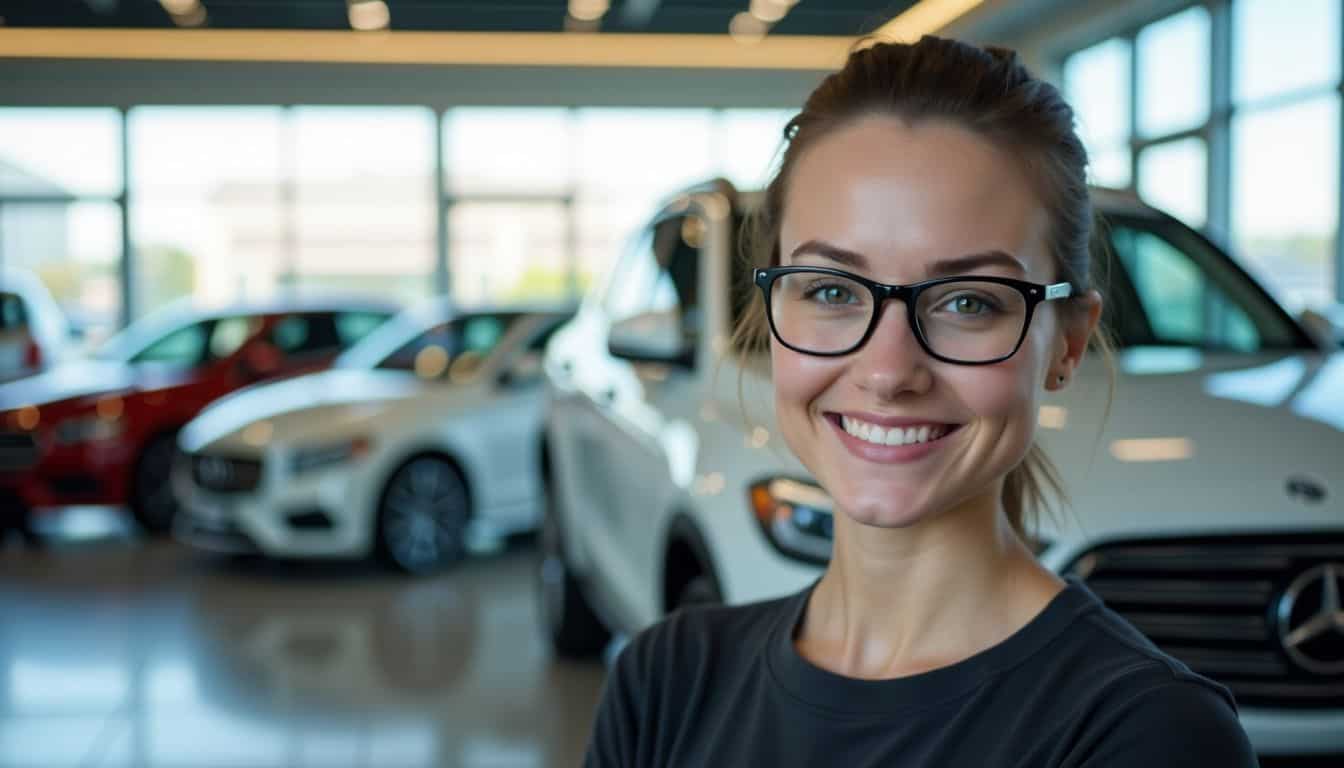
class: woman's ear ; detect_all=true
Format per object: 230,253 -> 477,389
1048,289 -> 1103,390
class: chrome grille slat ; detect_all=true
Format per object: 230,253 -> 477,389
1069,535 -> 1344,709
1087,578 -> 1275,607
191,453 -> 263,493
1124,613 -> 1268,642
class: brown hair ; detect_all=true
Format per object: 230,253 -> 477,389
731,35 -> 1117,540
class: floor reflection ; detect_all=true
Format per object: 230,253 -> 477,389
0,518 -> 604,767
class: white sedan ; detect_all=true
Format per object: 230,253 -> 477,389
175,300 -> 571,573
541,181 -> 1344,759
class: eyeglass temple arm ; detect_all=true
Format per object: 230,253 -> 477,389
1044,282 -> 1073,300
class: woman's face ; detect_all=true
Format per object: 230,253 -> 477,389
773,115 -> 1087,530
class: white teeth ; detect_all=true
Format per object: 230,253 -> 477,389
841,416 -> 953,447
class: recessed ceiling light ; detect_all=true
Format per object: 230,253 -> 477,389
749,0 -> 789,24
729,11 -> 768,44
348,0 -> 390,31
569,0 -> 610,23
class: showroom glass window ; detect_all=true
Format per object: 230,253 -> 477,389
0,108 -> 123,345
1231,0 -> 1340,312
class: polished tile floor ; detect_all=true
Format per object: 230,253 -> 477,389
0,515 -> 606,768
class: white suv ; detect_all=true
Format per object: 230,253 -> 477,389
539,179 -> 1344,761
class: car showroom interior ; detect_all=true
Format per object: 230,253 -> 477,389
1,0 -> 1342,766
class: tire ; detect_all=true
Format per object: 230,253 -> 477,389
674,574 -> 723,612
0,491 -> 41,547
131,433 -> 181,535
537,480 -> 611,658
376,456 -> 471,575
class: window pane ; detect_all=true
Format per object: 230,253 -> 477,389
1137,6 -> 1210,137
0,108 -> 121,197
292,107 -> 435,304
1138,138 -> 1207,228
129,108 -> 284,314
575,109 -> 715,197
1235,0 -> 1340,103
1063,38 -> 1131,150
446,108 -> 572,196
448,200 -> 571,305
1231,97 -> 1339,311
0,201 -> 121,345
715,109 -> 793,191
1089,145 -> 1132,188
1110,226 -> 1260,351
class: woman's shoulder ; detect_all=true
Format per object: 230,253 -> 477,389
613,589 -> 804,684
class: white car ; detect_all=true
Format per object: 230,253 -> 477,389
0,268 -> 73,383
540,180 -> 1344,760
175,300 -> 572,573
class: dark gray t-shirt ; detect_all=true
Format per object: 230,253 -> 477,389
584,580 -> 1258,767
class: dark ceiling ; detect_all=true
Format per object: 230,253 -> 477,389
0,0 -> 917,36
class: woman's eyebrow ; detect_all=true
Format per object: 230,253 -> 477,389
788,241 -> 1027,277
787,240 -> 868,269
927,251 -> 1026,277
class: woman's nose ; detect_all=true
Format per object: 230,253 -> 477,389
851,301 -> 933,399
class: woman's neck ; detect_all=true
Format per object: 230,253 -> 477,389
795,496 -> 1063,680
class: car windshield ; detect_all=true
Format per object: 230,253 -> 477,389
91,304 -> 200,362
335,305 -> 452,370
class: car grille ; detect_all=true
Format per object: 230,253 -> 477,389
191,454 -> 263,493
0,432 -> 39,471
1066,534 -> 1344,709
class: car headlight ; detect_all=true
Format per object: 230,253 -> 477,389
289,436 -> 373,476
749,477 -> 834,565
53,415 -> 126,445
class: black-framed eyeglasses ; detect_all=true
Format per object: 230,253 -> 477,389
754,266 -> 1074,365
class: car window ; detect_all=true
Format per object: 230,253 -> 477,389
1105,218 -> 1307,351
0,293 -> 28,331
375,314 -> 515,376
335,311 -> 390,347
602,213 -> 703,362
269,313 -> 343,359
132,321 -> 212,366
209,316 -> 255,359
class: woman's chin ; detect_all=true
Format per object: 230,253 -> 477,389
832,490 -> 938,530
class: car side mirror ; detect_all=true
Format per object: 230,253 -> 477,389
607,309 -> 693,367
1298,308 -> 1343,350
497,354 -> 544,389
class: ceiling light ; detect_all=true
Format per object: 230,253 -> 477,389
159,0 -> 198,14
749,0 -> 789,24
729,12 -> 768,45
568,0 -> 610,22
348,0 -> 390,32
874,0 -> 983,42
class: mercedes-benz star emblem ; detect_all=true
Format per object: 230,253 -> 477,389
1276,563 -> 1344,676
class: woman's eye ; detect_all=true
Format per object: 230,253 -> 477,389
944,295 -> 995,315
804,284 -> 855,304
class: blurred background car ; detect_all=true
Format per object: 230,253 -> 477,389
0,267 -> 76,383
539,179 -> 1344,759
175,300 -> 573,573
0,297 -> 394,536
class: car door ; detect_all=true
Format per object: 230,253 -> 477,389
580,210 -> 708,625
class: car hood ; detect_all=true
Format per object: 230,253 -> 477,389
723,347 -> 1344,543
180,369 -> 426,453
0,359 -> 139,409
1029,347 -> 1344,543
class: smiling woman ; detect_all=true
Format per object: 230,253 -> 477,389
584,36 -> 1259,768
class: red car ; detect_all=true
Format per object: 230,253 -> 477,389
0,298 -> 396,537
